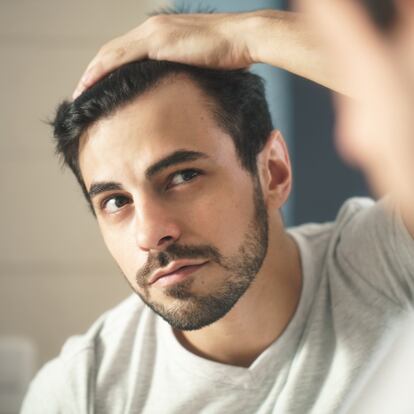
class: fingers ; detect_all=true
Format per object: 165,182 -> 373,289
72,63 -> 102,99
72,15 -> 174,99
72,38 -> 147,99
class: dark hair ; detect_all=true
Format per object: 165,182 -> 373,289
52,60 -> 273,212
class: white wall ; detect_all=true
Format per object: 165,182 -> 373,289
0,0 -> 168,411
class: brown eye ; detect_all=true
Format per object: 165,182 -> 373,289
102,195 -> 130,213
169,169 -> 201,187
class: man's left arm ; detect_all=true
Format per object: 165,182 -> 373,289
298,0 -> 414,242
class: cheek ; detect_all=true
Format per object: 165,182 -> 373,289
182,187 -> 254,249
99,222 -> 145,283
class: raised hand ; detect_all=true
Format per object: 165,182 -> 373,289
72,10 -> 342,99
72,12 -> 256,99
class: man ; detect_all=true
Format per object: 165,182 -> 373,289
22,6 -> 414,414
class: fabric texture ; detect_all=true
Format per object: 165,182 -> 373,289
21,197 -> 414,414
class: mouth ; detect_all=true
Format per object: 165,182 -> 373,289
150,261 -> 209,288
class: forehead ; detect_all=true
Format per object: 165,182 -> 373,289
78,76 -> 238,186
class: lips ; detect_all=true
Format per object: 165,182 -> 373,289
149,260 -> 208,286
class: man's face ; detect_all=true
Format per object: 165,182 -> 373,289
79,77 -> 269,330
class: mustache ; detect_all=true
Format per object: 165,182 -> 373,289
136,243 -> 222,287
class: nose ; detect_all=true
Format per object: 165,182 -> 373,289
134,198 -> 181,252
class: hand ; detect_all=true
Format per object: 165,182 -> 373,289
297,0 -> 414,231
73,12 -> 257,99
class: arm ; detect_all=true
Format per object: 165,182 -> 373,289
20,360 -> 66,414
297,0 -> 414,239
247,11 -> 341,94
73,10 -> 344,98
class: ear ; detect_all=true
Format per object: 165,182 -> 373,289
257,130 -> 292,209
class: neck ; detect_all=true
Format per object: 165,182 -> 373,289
174,214 -> 302,368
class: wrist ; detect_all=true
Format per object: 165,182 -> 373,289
245,11 -> 303,68
245,10 -> 290,65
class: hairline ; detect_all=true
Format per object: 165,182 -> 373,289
78,72 -> 248,181
76,71 -> 254,213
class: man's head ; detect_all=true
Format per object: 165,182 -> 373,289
52,60 -> 292,330
54,60 -> 273,208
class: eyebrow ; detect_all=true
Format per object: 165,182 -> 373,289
87,150 -> 209,200
144,149 -> 209,179
88,182 -> 124,200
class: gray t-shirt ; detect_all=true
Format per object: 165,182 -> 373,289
21,198 -> 414,414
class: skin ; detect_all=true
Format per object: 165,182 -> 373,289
73,10 -> 343,98
73,3 -> 414,235
72,4 -> 414,234
78,76 -> 302,367
72,2 -> 414,370
297,0 -> 414,238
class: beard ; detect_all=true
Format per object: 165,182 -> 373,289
130,178 -> 269,331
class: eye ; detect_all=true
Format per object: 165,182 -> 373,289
168,169 -> 201,188
101,195 -> 131,214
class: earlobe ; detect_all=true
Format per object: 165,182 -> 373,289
258,130 -> 292,208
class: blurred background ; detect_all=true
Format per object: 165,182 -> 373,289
0,0 -> 369,412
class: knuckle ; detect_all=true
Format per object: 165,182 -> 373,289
98,38 -> 126,61
146,14 -> 171,32
112,46 -> 126,59
148,14 -> 167,26
98,43 -> 110,55
148,48 -> 162,60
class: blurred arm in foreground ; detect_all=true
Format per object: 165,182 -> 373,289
297,0 -> 414,238
296,0 -> 414,410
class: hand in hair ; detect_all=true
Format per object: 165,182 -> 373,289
72,9 -> 340,99
73,12 -> 255,99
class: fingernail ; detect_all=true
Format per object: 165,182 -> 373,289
72,87 -> 82,100
81,70 -> 92,86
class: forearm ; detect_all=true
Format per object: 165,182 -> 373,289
244,10 -> 350,96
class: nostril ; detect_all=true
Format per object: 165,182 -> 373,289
158,235 -> 174,246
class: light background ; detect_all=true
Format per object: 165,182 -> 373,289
0,1 -> 166,412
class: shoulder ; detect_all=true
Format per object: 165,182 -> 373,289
301,196 -> 414,308
333,196 -> 411,268
22,295 -> 153,412
289,196 -> 390,253
61,294 -> 147,358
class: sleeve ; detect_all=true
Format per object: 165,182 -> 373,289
20,340 -> 95,414
335,197 -> 414,309
20,358 -> 74,414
